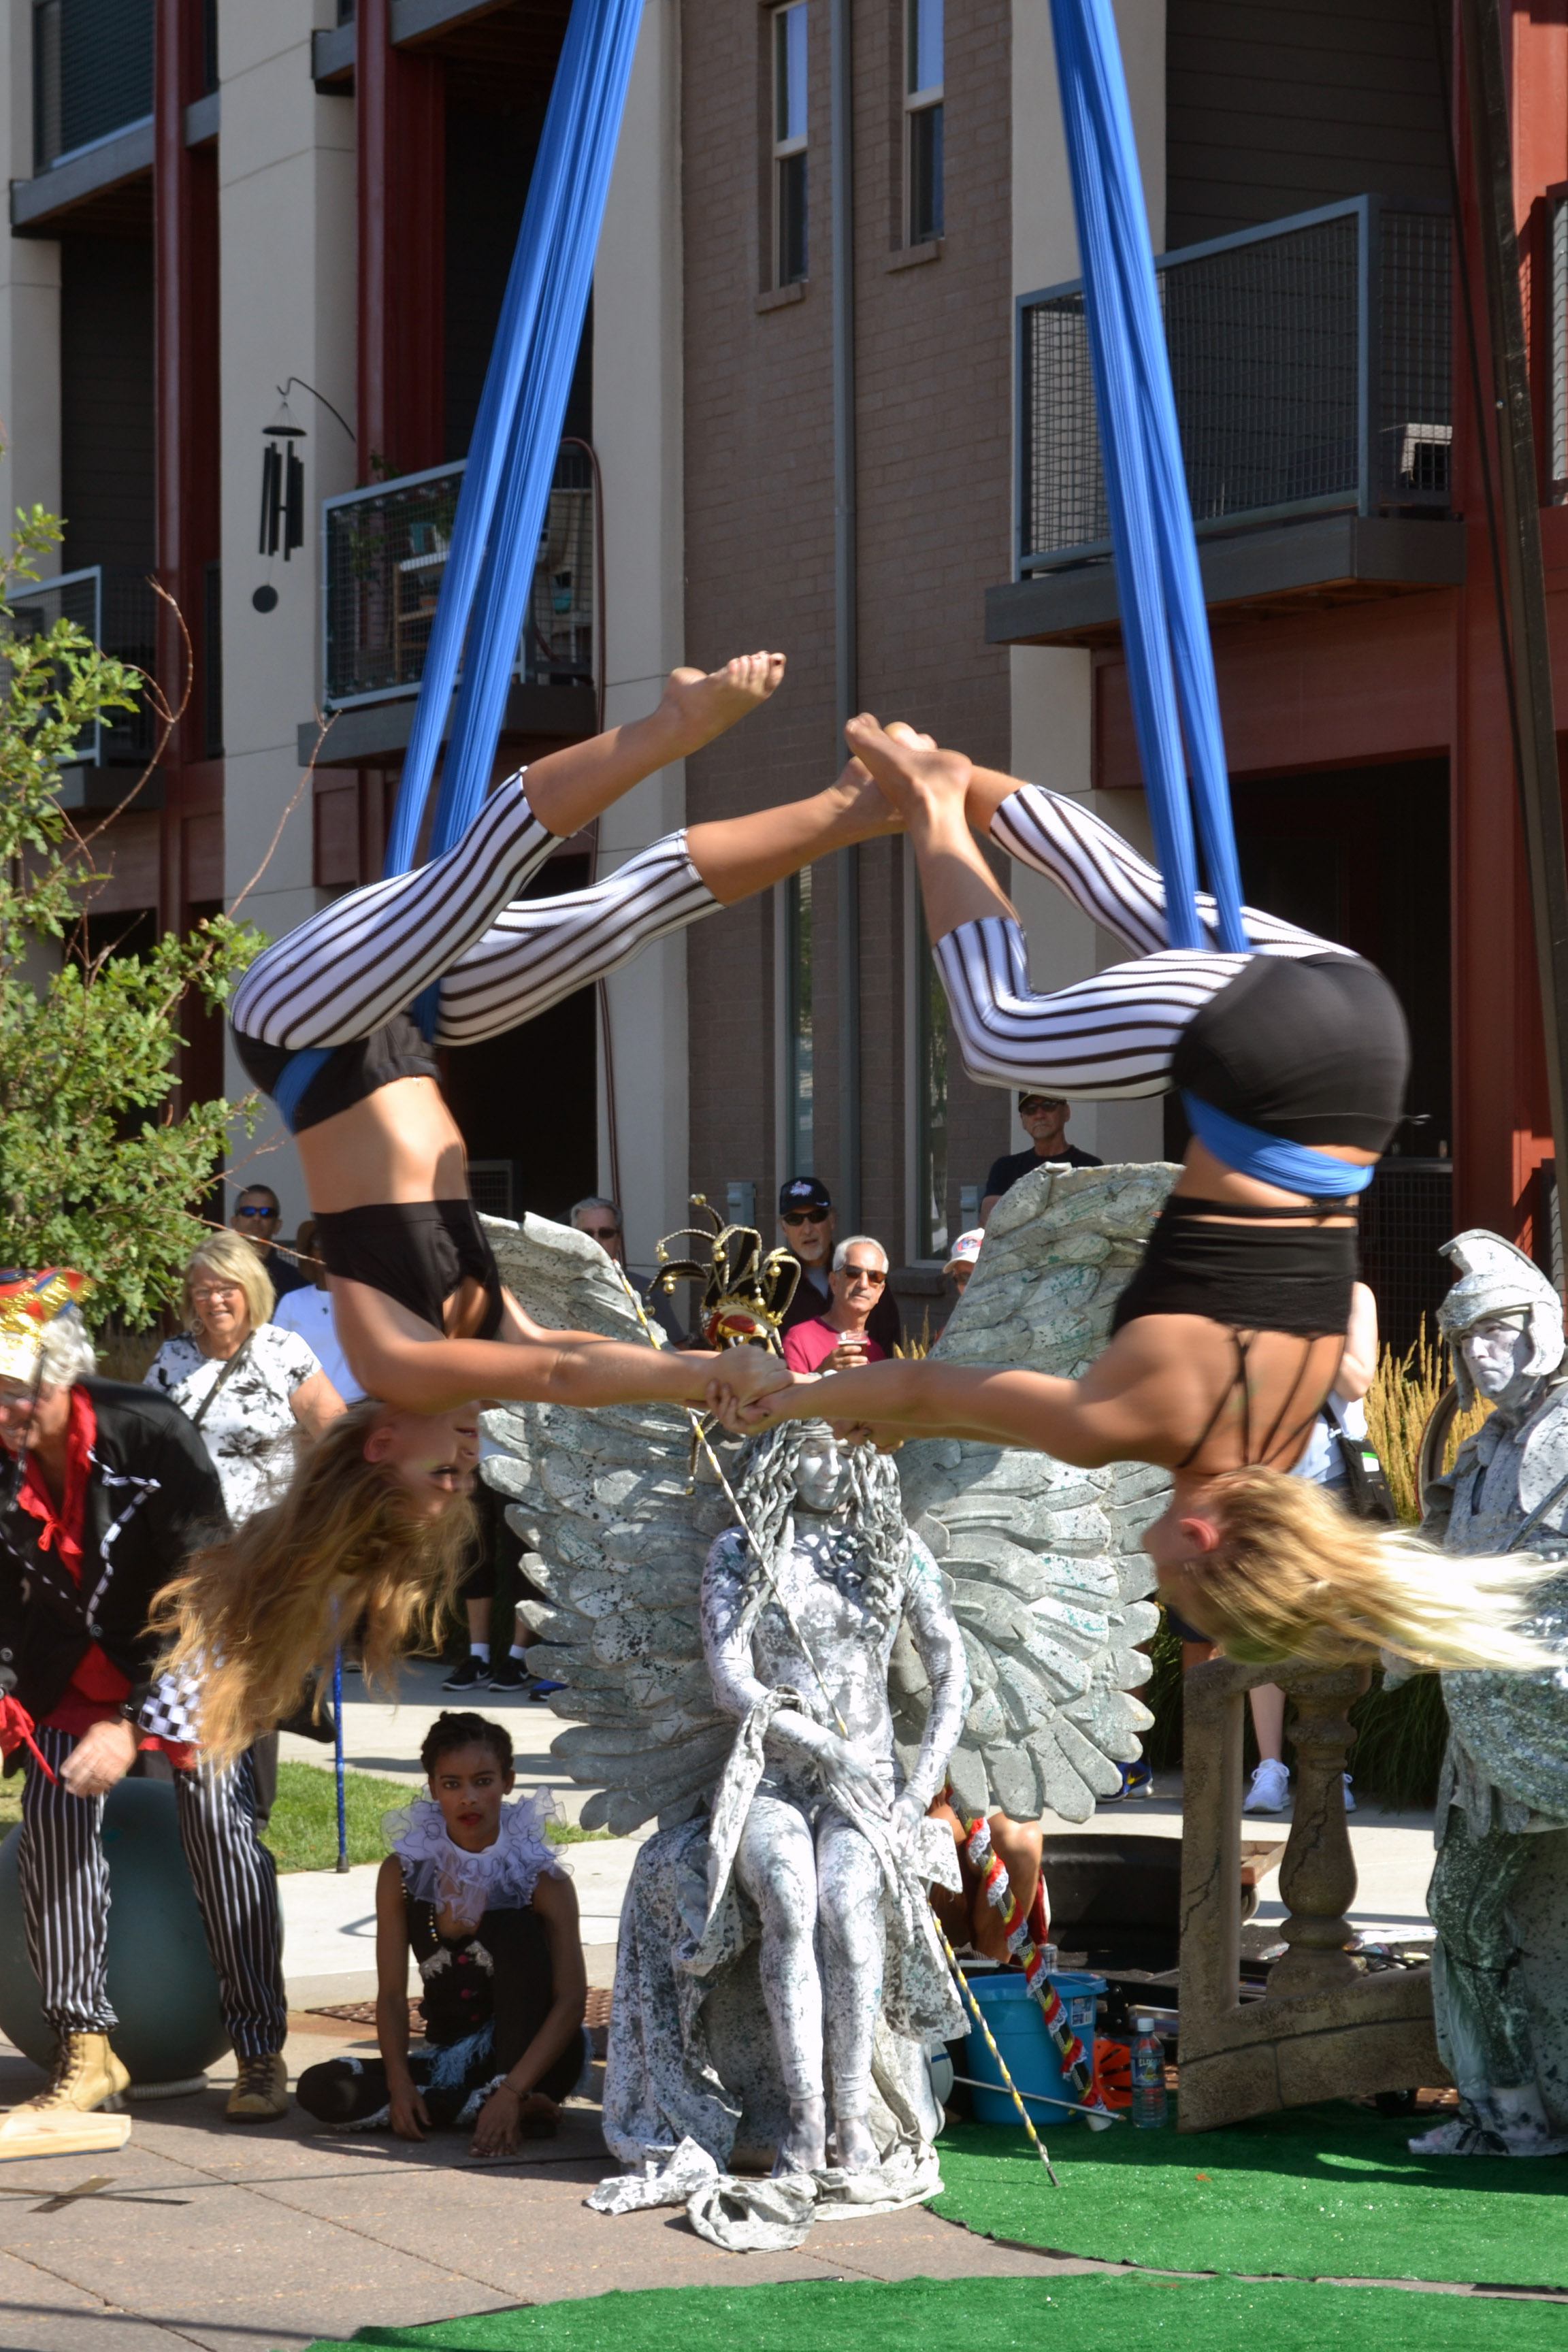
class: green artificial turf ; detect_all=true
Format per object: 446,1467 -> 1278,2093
261,1763 -> 608,1873
930,2106 -> 1568,2288
292,2272 -> 1568,2352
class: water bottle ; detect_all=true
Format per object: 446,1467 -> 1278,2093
1130,2015 -> 1167,2129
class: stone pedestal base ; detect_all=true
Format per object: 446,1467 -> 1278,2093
1177,1656 -> 1449,2133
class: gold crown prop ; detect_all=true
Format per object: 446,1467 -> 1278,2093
650,1197 -> 799,1352
0,1268 -> 90,1386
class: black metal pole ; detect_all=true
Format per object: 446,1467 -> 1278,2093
830,0 -> 860,1227
1457,0 -> 1568,1181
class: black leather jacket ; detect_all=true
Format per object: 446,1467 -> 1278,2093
0,1378 -> 228,1727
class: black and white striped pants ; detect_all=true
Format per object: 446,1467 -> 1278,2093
230,772 -> 716,1052
19,1729 -> 287,2057
937,783 -> 1341,1097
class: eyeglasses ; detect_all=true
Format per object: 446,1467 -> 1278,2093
191,1284 -> 244,1305
578,1224 -> 620,1243
841,1264 -> 887,1287
233,1205 -> 277,1220
781,1208 -> 830,1228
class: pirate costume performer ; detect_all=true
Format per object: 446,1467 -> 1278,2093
0,1273 -> 290,2135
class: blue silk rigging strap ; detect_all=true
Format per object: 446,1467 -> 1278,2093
1048,0 -> 1250,956
382,0 -> 642,1030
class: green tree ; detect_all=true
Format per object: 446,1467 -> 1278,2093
0,505 -> 261,1325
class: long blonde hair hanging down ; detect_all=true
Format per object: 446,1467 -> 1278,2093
152,1399 -> 476,1765
1196,1465 -> 1561,1674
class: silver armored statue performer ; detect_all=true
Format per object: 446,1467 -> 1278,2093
1417,1230 -> 1568,2157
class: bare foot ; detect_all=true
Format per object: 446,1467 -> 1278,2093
834,2113 -> 880,2172
843,713 -> 972,823
659,653 -> 786,753
774,2094 -> 828,2176
823,755 -> 904,844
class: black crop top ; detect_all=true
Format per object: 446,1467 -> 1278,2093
232,1013 -> 439,1136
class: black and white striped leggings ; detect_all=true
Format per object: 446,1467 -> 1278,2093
230,772 -> 716,1052
938,783 -> 1339,1097
19,1731 -> 287,2057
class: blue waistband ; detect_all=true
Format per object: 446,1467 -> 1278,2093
1181,1092 -> 1375,1198
271,1046 -> 333,1133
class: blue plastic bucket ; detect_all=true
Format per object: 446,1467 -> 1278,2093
963,1969 -> 1106,2127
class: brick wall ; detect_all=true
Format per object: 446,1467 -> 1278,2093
681,0 -> 1016,1266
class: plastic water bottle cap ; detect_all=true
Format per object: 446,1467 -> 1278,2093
1134,2015 -> 1155,2032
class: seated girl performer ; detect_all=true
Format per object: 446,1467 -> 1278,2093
731,718 -> 1552,1674
159,657 -> 906,1759
297,1712 -> 585,2155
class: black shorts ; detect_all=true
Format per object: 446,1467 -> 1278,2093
315,1198 -> 505,1340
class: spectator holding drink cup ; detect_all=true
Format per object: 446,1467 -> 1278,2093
781,1237 -> 892,1374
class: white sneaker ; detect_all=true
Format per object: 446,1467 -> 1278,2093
1245,1759 -> 1290,1813
1343,1774 -> 1356,1814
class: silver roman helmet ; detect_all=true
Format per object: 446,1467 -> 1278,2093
1437,1229 -> 1565,1407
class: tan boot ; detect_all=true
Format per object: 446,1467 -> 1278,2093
227,2051 -> 289,2123
0,2031 -> 129,2136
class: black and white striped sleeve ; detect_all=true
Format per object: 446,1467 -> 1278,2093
434,830 -> 719,1047
934,917 -> 1251,1097
989,783 -> 1338,958
230,772 -> 556,1048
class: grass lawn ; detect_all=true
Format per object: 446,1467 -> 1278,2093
0,1760 -> 606,1872
261,1761 -> 607,1873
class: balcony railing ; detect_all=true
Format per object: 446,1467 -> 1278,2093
33,0 -> 154,175
1017,197 -> 1453,576
3,565 -> 158,765
322,444 -> 598,711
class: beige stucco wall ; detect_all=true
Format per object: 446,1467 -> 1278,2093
216,1 -> 357,1225
591,0 -> 690,1271
0,0 -> 62,540
1005,0 -> 1164,1166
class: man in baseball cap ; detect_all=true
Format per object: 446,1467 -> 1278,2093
775,1178 -> 902,1354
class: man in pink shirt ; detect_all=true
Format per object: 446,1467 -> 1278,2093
781,1237 -> 892,1373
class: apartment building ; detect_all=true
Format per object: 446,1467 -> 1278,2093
0,0 -> 1552,1341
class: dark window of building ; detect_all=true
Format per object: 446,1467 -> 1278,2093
60,235 -> 154,574
906,0 -> 943,244
773,1 -> 808,286
1165,0 -> 1453,250
33,0 -> 154,174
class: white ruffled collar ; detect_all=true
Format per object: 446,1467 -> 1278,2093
382,1788 -> 564,1929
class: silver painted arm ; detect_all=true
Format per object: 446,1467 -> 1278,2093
897,1536 -> 971,1811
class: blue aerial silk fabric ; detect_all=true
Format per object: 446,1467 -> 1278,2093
1047,0 -> 1250,955
383,0 -> 642,906
1181,1094 -> 1375,1198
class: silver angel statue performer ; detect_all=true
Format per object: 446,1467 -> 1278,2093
1415,1230 -> 1568,2157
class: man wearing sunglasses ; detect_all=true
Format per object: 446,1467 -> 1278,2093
781,1236 -> 893,1374
229,1186 -> 312,1303
775,1178 -> 901,1354
979,1093 -> 1101,1224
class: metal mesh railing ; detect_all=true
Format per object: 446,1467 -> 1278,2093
33,0 -> 154,173
1019,199 -> 1452,570
322,445 -> 597,708
2,565 -> 158,764
1358,1159 -> 1456,1362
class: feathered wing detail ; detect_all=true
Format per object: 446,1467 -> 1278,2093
477,1214 -> 732,1834
896,1162 -> 1177,1823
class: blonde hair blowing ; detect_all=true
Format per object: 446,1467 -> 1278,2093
152,1399 -> 476,1764
184,1228 -> 274,1334
1199,1465 -> 1558,1673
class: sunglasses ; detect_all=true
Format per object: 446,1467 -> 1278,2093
579,1224 -> 621,1243
782,1208 -> 830,1228
840,1264 -> 886,1287
1018,1098 -> 1066,1116
234,1204 -> 277,1220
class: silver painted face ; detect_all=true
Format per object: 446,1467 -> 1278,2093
1462,1315 -> 1533,1400
794,1431 -> 847,1514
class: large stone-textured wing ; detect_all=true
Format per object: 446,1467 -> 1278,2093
477,1215 -> 733,1834
895,1162 -> 1176,1823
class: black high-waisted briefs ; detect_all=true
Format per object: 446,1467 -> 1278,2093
314,1199 -> 505,1341
1111,1196 -> 1358,1340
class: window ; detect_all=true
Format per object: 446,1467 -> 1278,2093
905,0 -> 943,246
772,2 -> 808,287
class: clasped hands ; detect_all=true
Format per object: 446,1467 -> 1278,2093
781,1713 -> 927,1853
701,1346 -> 903,1452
